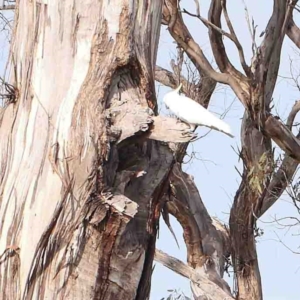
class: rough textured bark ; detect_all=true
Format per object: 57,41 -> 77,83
0,1 -> 192,299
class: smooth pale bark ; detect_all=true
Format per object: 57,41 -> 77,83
0,1 -> 175,299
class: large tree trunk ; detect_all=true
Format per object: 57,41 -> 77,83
0,1 -> 175,299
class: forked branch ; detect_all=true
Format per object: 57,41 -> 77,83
221,0 -> 251,76
208,0 -> 248,81
162,0 -> 250,108
259,101 -> 300,216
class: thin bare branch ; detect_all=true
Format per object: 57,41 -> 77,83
208,0 -> 248,81
162,0 -> 227,84
221,0 -> 251,76
155,65 -> 190,91
241,0 -> 258,55
0,5 -> 15,10
287,101 -> 300,130
193,0 -> 200,17
182,8 -> 234,42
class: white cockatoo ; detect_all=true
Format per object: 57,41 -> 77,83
163,83 -> 234,138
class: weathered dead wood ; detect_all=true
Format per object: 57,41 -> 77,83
148,116 -> 197,142
155,249 -> 234,300
107,103 -> 197,143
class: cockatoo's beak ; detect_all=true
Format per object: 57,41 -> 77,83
175,83 -> 182,93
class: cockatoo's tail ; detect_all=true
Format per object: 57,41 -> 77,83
163,84 -> 234,138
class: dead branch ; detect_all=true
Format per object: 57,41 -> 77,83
182,3 -> 250,77
286,100 -> 300,130
154,249 -> 234,300
242,0 -> 258,55
185,0 -> 251,77
155,65 -> 191,93
106,104 -> 197,144
147,116 -> 197,143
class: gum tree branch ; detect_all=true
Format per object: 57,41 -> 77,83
154,249 -> 234,300
155,65 -> 192,94
208,0 -> 249,81
162,163 -> 232,299
221,0 -> 251,76
163,0 -> 251,108
259,101 -> 300,217
287,18 -> 300,48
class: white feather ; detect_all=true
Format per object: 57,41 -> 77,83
163,84 -> 234,138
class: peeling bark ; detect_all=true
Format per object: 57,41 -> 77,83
0,1 -> 177,299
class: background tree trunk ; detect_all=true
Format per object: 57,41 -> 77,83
0,1 -> 173,299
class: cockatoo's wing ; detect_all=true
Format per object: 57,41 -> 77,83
163,86 -> 234,138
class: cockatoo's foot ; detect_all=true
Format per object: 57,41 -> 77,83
181,128 -> 197,141
179,120 -> 195,132
190,133 -> 198,142
175,117 -> 182,124
189,124 -> 195,132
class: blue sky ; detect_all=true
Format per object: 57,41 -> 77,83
152,1 -> 300,300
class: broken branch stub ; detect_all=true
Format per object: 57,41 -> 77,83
107,103 -> 197,144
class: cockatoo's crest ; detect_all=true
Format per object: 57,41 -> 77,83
175,83 -> 182,94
